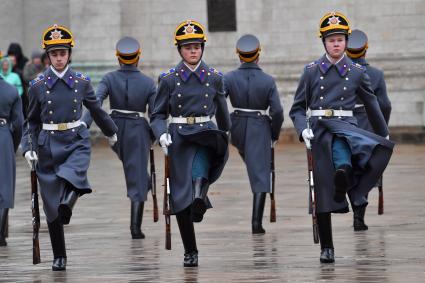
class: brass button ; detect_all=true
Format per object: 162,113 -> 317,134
73,109 -> 77,113
203,105 -> 207,109
320,86 -> 324,90
206,83 -> 210,87
72,129 -> 75,132
46,90 -> 50,94
205,94 -> 208,97
177,94 -> 182,97
178,105 -> 182,108
199,124 -> 203,127
343,87 -> 347,90
50,131 -> 54,134
320,96 -> 323,100
319,107 -> 323,110
74,99 -> 77,103
74,89 -> 78,93
177,82 -> 181,86
178,126 -> 182,129
49,110 -> 53,114
48,100 -> 52,104
345,77 -> 349,81
75,80 -> 78,83
50,121 -> 54,124
341,97 -> 344,100
320,76 -> 324,80
207,72 -> 211,76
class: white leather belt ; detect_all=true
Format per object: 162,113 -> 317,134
110,109 -> 145,117
233,107 -> 268,115
310,109 -> 353,117
0,118 -> 6,124
169,116 -> 211,124
354,104 -> 364,108
42,120 -> 82,131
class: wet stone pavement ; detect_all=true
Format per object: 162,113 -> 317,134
1,143 -> 425,282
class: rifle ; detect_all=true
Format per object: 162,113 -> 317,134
164,154 -> 171,250
306,132 -> 319,243
150,148 -> 159,222
378,176 -> 384,215
270,144 -> 276,222
29,133 -> 41,264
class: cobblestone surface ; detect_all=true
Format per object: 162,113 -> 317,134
1,143 -> 424,282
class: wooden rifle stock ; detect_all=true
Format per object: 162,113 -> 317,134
306,147 -> 319,244
150,148 -> 159,222
270,146 -> 276,222
31,163 -> 41,264
164,155 -> 171,250
378,176 -> 384,215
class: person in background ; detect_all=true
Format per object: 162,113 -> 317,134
0,56 -> 23,96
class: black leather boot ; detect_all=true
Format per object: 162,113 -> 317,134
334,164 -> 352,203
192,177 -> 209,223
252,193 -> 266,234
48,218 -> 67,271
353,205 -> 368,231
317,213 -> 335,263
130,201 -> 145,239
176,207 -> 198,267
58,188 -> 78,225
0,208 -> 9,246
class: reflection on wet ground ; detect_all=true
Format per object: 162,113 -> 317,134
1,144 -> 424,282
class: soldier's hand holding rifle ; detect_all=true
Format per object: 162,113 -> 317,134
159,133 -> 172,155
302,128 -> 314,149
24,151 -> 38,168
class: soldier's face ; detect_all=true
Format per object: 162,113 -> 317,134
180,43 -> 202,66
324,34 -> 346,59
48,49 -> 70,72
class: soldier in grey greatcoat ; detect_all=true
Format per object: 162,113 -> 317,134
224,34 -> 284,234
289,12 -> 394,263
22,25 -> 118,271
82,37 -> 156,239
346,29 -> 392,231
0,50 -> 23,246
151,20 -> 230,267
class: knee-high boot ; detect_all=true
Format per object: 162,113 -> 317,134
48,218 -> 67,271
192,177 -> 209,223
130,201 -> 145,239
176,207 -> 198,267
0,208 -> 9,246
252,193 -> 266,234
58,187 -> 79,225
317,212 -> 334,263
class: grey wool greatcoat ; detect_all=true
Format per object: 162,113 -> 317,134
150,61 -> 230,214
290,55 -> 394,214
82,65 -> 156,202
0,77 -> 23,209
21,67 -> 117,222
224,62 -> 284,193
352,57 -> 392,131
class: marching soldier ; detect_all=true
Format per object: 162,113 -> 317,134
0,51 -> 23,246
289,12 -> 394,263
346,29 -> 392,231
21,25 -> 118,270
224,34 -> 284,234
151,20 -> 230,267
82,37 -> 156,239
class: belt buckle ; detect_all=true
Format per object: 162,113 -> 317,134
324,109 -> 334,117
186,117 -> 195,125
57,123 -> 68,131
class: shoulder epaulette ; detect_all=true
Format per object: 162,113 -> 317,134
75,72 -> 91,81
305,61 -> 318,69
352,62 -> 365,70
29,74 -> 45,87
159,68 -> 176,79
209,67 -> 223,76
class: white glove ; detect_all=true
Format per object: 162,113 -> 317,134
107,133 -> 118,146
385,135 -> 390,140
24,151 -> 38,168
302,128 -> 314,149
159,133 -> 172,155
272,140 -> 278,147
